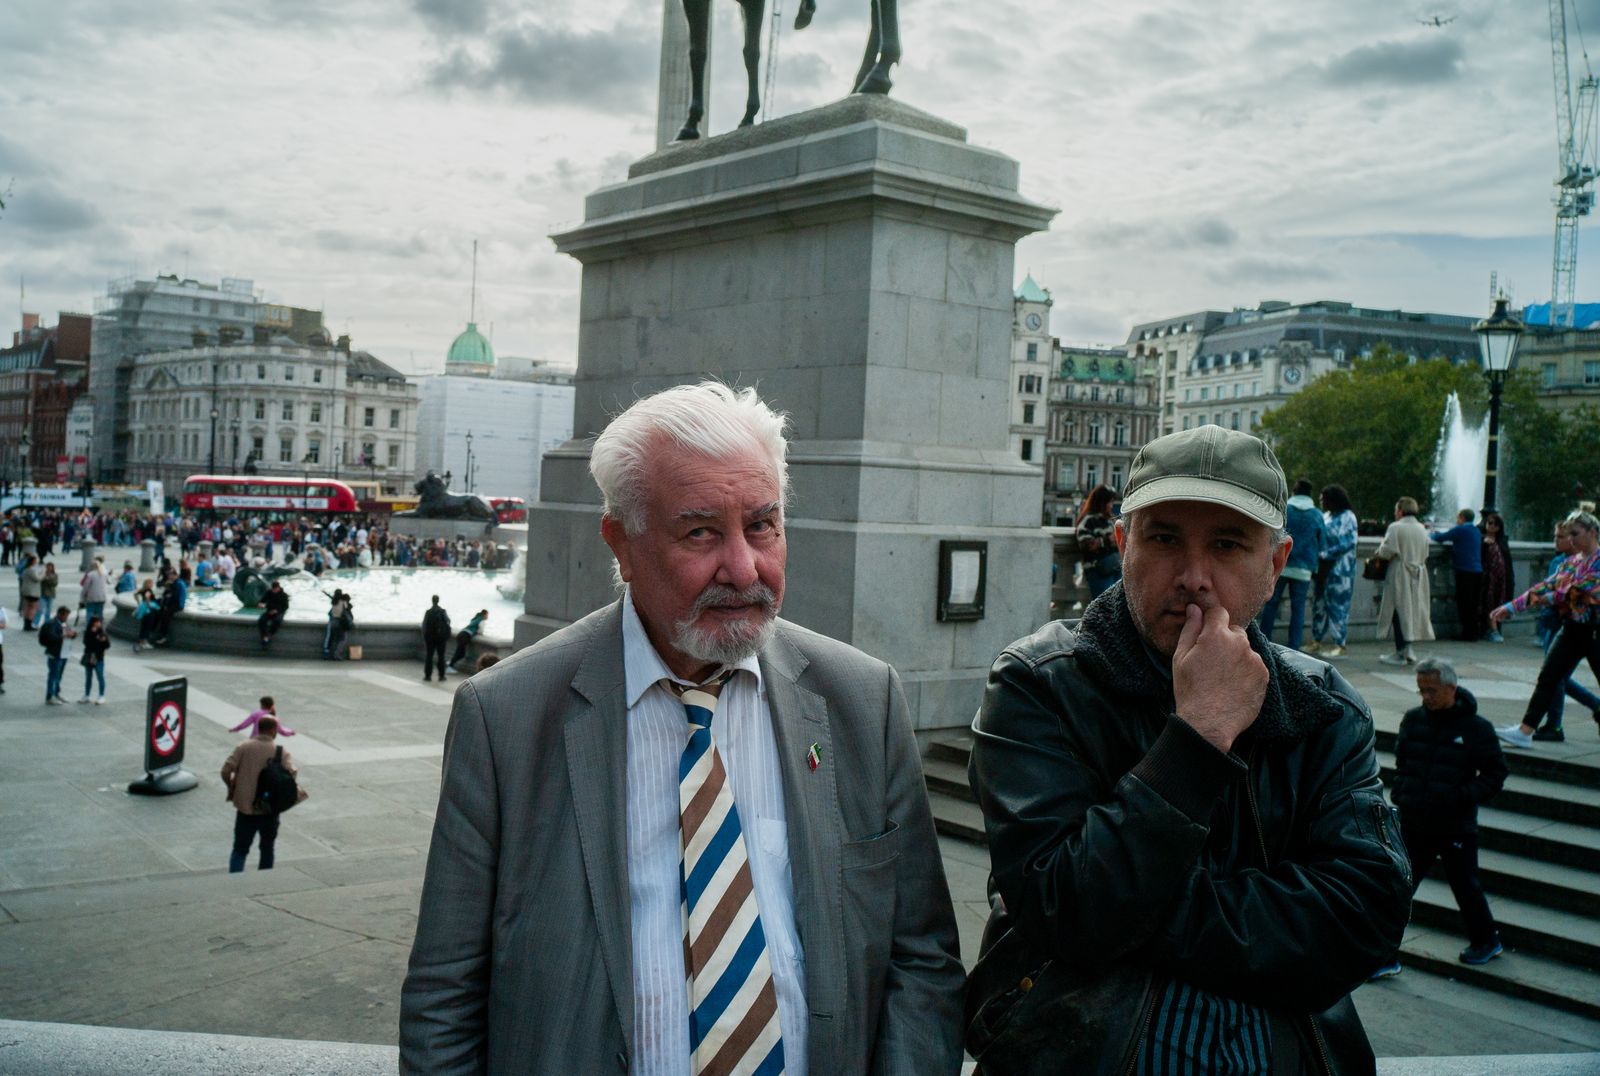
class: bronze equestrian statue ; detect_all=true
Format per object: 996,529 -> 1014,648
675,0 -> 901,141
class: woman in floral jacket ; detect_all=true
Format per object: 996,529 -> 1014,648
1310,483 -> 1360,657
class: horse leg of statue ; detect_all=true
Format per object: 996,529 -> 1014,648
855,0 -> 897,94
677,0 -> 712,140
738,0 -> 765,126
795,0 -> 816,29
852,1 -> 881,93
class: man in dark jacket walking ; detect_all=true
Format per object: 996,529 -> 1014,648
420,596 -> 451,682
968,425 -> 1412,1075
1376,656 -> 1508,976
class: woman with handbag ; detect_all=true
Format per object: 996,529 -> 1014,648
1374,496 -> 1435,665
78,615 -> 110,704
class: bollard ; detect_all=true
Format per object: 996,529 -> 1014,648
197,540 -> 213,563
78,536 -> 96,572
249,538 -> 267,565
20,537 -> 37,562
139,539 -> 157,573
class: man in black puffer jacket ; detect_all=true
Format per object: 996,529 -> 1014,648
967,426 -> 1413,1076
1385,656 -> 1508,971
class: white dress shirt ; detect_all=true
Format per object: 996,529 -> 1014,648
622,589 -> 807,1076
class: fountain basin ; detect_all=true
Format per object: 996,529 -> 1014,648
108,566 -> 520,661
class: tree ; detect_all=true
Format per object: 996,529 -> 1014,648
1257,345 -> 1485,523
1503,401 -> 1600,540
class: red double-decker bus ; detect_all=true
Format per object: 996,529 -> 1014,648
487,496 -> 526,524
181,475 -> 361,516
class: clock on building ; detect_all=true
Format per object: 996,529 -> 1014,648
1026,313 -> 1042,330
1284,366 -> 1302,384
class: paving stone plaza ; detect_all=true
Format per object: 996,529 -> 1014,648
0,551 -> 1598,1070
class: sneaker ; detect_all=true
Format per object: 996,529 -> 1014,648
1302,640 -> 1323,654
1379,652 -> 1409,666
1403,647 -> 1418,665
1323,645 -> 1346,659
1368,961 -> 1403,980
1496,725 -> 1534,749
45,697 -> 63,705
1532,726 -> 1565,742
77,696 -> 92,704
1459,939 -> 1503,965
94,697 -> 104,705
1486,630 -> 1504,643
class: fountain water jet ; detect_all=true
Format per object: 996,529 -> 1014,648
1429,392 -> 1489,522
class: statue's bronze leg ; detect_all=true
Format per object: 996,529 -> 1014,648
738,0 -> 766,126
855,0 -> 897,95
852,2 -> 880,94
795,0 -> 816,29
677,0 -> 712,140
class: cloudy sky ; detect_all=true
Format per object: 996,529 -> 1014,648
0,0 -> 1591,370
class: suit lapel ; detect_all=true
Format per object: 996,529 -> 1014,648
759,624 -> 846,1059
563,602 -> 635,1058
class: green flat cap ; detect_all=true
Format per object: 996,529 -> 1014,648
1120,424 -> 1287,529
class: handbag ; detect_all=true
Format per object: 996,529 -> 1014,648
1362,556 -> 1389,582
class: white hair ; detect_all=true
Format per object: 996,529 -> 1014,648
1414,657 -> 1458,687
590,381 -> 790,536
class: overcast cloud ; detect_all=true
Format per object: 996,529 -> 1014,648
0,0 -> 1583,369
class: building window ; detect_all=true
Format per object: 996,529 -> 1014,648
389,408 -> 400,429
1064,419 -> 1075,443
361,440 -> 376,465
254,400 -> 266,420
1251,380 -> 1260,395
1200,387 -> 1209,400
1115,387 -> 1125,403
1110,465 -> 1124,491
1022,403 -> 1035,424
1542,363 -> 1558,388
1113,421 -> 1126,446
1233,383 -> 1241,398
257,364 -> 266,380
1089,420 -> 1103,445
1026,342 -> 1038,361
252,435 -> 264,458
285,365 -> 294,380
1586,361 -> 1600,385
1090,386 -> 1101,401
1250,410 -> 1260,427
313,368 -> 323,384
1231,411 -> 1240,430
279,437 -> 295,464
387,443 -> 401,468
310,402 -> 322,423
1184,388 -> 1192,402
363,407 -> 375,427
1086,464 -> 1099,489
1020,438 -> 1034,461
307,440 -> 321,464
282,401 -> 294,421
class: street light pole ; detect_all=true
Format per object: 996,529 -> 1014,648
19,431 -> 30,510
1472,297 -> 1526,514
208,407 -> 219,474
465,432 -> 474,493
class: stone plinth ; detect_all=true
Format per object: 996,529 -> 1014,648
522,95 -> 1057,730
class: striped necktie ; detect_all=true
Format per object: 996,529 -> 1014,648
670,674 -> 785,1076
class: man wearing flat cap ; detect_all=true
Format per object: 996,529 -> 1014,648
966,425 -> 1412,1074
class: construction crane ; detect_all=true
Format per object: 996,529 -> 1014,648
1549,0 -> 1598,327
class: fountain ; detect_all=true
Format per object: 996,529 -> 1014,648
1429,392 -> 1489,521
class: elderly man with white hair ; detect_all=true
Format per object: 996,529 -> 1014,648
401,381 -> 964,1075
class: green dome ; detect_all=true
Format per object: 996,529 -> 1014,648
446,322 -> 495,371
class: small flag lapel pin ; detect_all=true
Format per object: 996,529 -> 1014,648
806,743 -> 822,772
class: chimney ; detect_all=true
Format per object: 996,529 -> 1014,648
192,329 -> 209,347
21,312 -> 40,333
336,334 -> 351,353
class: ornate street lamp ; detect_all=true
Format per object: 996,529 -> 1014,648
208,406 -> 220,474
1472,297 -> 1525,513
19,430 -> 31,509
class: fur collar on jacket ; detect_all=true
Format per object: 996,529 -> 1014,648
1070,583 -> 1346,746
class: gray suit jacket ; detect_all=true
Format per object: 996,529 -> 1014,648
400,601 -> 964,1074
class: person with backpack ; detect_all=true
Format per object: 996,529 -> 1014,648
421,595 -> 452,682
220,714 -> 303,872
39,605 -> 77,705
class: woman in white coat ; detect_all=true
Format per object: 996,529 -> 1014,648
1375,495 -> 1436,664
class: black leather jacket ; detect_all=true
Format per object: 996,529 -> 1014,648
968,589 -> 1412,1075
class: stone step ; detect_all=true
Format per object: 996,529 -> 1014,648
1475,806 -> 1600,874
1375,749 -> 1600,828
1374,727 -> 1599,791
1410,878 -> 1600,971
1470,848 -> 1600,920
923,755 -> 974,804
928,790 -> 986,845
1394,925 -> 1600,1023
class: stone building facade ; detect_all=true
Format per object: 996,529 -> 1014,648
1043,345 -> 1157,525
124,332 -> 417,495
